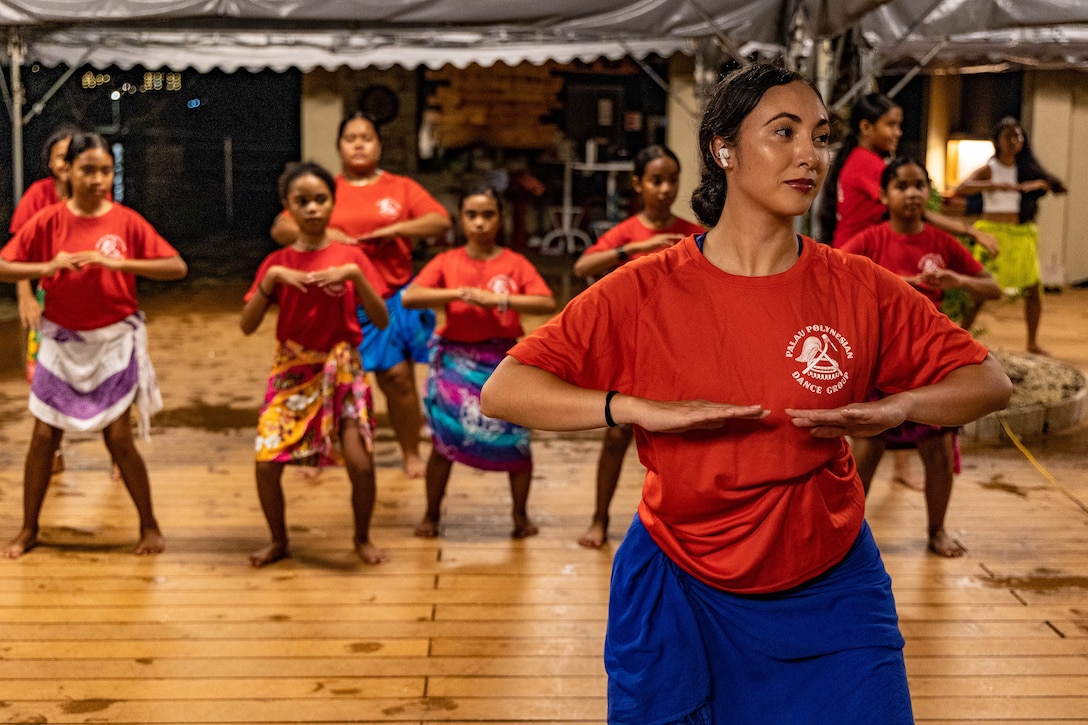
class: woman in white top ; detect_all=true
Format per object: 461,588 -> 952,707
954,117 -> 1066,354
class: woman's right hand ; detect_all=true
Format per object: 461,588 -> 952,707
618,394 -> 769,433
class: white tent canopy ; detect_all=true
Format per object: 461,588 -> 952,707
859,0 -> 1088,71
0,0 -> 815,72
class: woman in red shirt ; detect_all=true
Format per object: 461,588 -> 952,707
480,64 -> 1011,724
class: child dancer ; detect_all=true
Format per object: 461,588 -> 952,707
840,157 -> 1001,556
572,145 -> 704,547
10,126 -> 78,473
953,116 -> 1067,354
0,132 -> 187,559
242,162 -> 391,567
402,186 -> 555,538
818,92 -> 996,490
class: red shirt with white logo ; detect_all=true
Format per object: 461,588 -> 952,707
246,242 -> 389,351
412,246 -> 552,343
509,235 -> 988,594
840,222 -> 984,307
2,203 -> 179,330
328,172 -> 449,291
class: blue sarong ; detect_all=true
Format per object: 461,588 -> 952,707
606,516 -> 913,725
424,337 -> 532,473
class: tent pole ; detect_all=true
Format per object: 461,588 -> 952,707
7,30 -> 25,205
23,49 -> 93,125
885,41 -> 947,98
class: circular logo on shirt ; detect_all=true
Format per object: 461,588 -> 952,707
785,324 -> 854,395
377,197 -> 402,220
96,234 -> 127,260
488,274 -> 517,295
918,253 -> 945,275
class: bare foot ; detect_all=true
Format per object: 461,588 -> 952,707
354,539 -> 389,564
110,462 -> 122,481
403,454 -> 425,479
414,518 -> 440,538
134,527 -> 166,556
928,528 -> 967,558
249,541 -> 290,567
1027,345 -> 1050,356
52,450 -> 65,475
2,529 -> 39,560
512,516 -> 539,539
578,519 -> 608,548
293,465 -> 320,481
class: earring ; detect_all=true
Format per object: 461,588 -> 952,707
717,147 -> 730,166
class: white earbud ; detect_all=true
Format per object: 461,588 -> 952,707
717,147 -> 730,165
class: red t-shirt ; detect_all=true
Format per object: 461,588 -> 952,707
509,236 -> 989,594
581,214 -> 705,262
833,146 -> 887,247
9,177 -> 61,234
246,242 -> 389,351
2,203 -> 179,330
412,246 -> 552,343
840,222 -> 984,306
328,172 -> 449,291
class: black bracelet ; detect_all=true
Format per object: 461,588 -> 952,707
604,390 -> 619,428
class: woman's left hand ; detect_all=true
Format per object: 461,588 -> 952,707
785,398 -> 908,438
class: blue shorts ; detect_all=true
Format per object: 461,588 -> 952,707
358,285 -> 436,373
605,517 -> 913,725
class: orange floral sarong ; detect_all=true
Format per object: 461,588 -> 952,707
255,340 -> 374,466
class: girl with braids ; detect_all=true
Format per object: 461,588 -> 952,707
482,63 -> 1010,723
953,116 -> 1068,354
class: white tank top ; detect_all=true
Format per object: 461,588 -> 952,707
981,158 -> 1020,214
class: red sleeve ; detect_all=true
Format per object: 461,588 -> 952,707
124,208 -> 179,260
411,250 -> 450,289
837,227 -> 874,257
581,217 -> 636,256
351,245 -> 391,298
400,176 -> 451,220
2,206 -> 51,263
510,252 -> 552,297
9,179 -> 58,235
508,267 -> 636,393
869,266 -> 989,394
939,230 -> 984,277
245,252 -> 280,303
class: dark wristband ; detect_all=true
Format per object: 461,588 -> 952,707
604,390 -> 619,428
615,246 -> 629,262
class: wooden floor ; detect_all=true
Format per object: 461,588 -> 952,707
0,283 -> 1085,724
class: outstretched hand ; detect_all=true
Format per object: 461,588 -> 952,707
633,398 -> 769,433
785,397 -> 908,438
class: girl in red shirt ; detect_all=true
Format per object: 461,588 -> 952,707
242,162 -> 390,567
0,132 -> 187,559
572,145 -> 705,549
402,186 -> 555,539
271,112 -> 451,480
841,157 -> 1000,556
